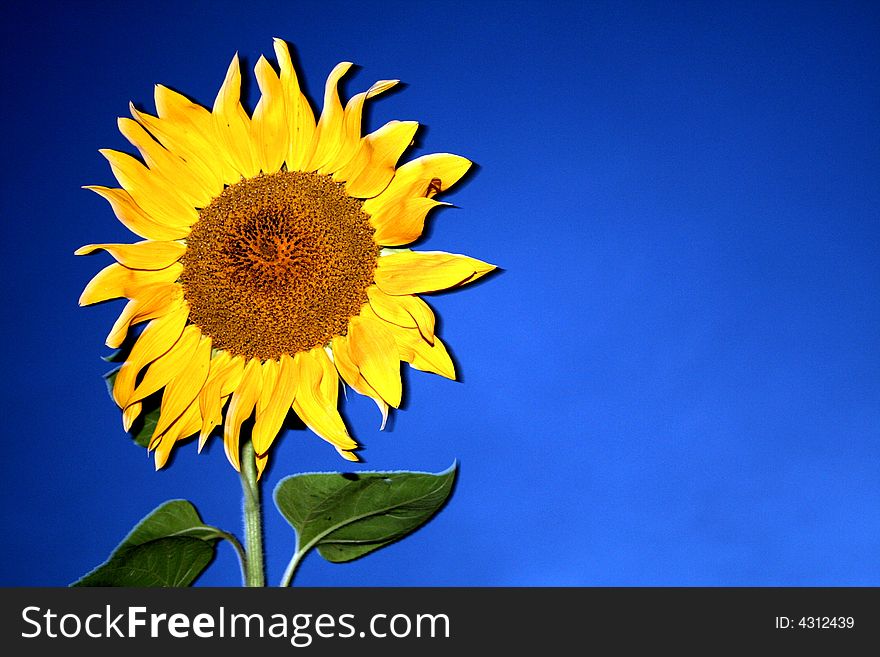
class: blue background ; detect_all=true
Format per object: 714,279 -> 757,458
1,0 -> 878,586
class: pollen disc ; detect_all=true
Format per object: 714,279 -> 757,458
181,171 -> 379,360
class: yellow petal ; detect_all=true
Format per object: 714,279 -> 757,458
374,250 -> 496,295
153,397 -> 203,470
132,96 -> 227,188
406,336 -> 455,379
152,335 -> 212,438
336,448 -> 360,461
195,351 -> 230,447
367,287 -> 435,343
362,153 -> 471,216
255,451 -> 270,479
370,196 -> 449,246
105,283 -> 183,348
331,335 -> 390,428
112,304 -> 189,409
273,38 -> 316,172
99,149 -> 199,227
361,305 -> 454,379
218,357 -> 245,396
256,358 -> 279,415
213,54 -> 259,178
117,118 -> 216,208
177,400 -> 204,439
79,262 -> 182,306
252,354 -> 298,455
122,402 -> 142,432
198,353 -> 244,449
151,395 -> 203,452
340,121 -> 419,198
293,348 -> 357,451
347,314 -> 402,408
367,286 -> 415,327
316,347 -> 340,407
126,325 -> 201,407
251,55 -> 287,174
153,433 -> 173,466
303,62 -> 352,172
223,357 -> 263,471
391,323 -> 455,379
83,186 -> 190,241
323,79 -> 398,175
75,240 -> 185,270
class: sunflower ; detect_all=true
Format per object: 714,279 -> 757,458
77,39 -> 494,476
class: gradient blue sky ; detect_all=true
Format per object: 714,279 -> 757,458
1,0 -> 878,586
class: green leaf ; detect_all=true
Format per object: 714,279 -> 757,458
117,499 -> 224,547
274,463 -> 457,564
102,348 -> 129,363
102,366 -> 120,398
130,407 -> 161,448
72,500 -> 224,587
73,538 -> 214,587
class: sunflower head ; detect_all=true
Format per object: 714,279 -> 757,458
77,39 -> 494,476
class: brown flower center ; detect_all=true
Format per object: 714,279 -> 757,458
180,171 -> 379,360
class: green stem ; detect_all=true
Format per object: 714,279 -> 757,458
218,530 -> 249,585
240,441 -> 265,587
280,546 -> 306,587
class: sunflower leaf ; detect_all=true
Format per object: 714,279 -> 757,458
273,463 -> 456,566
72,500 -> 222,587
103,366 -> 120,399
131,406 -> 161,448
102,348 -> 128,363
